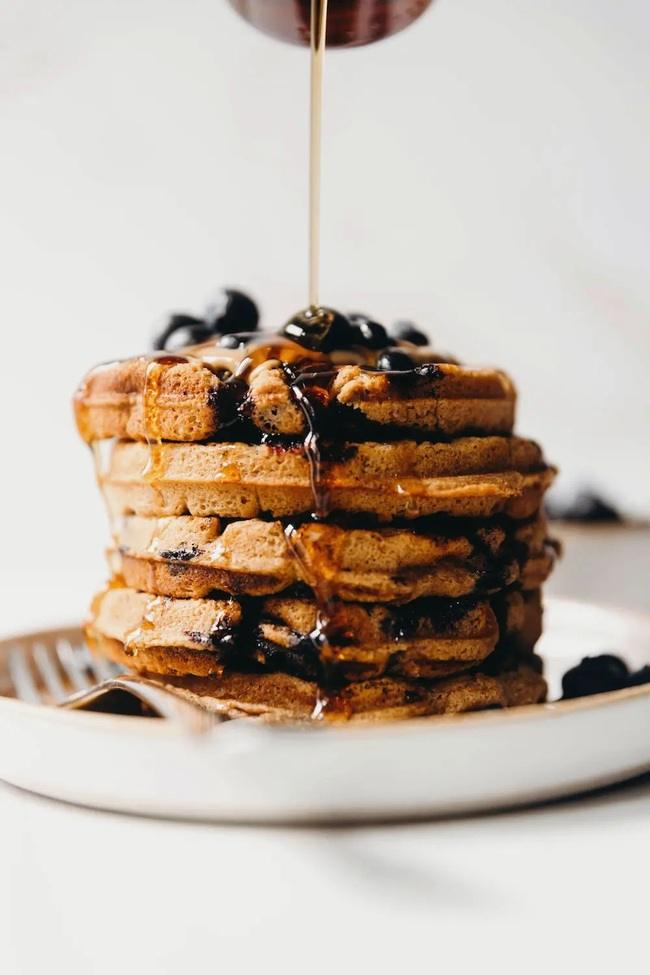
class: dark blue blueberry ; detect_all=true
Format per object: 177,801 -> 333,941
547,491 -> 622,523
562,654 -> 630,699
627,665 -> 650,687
205,289 -> 259,336
326,311 -> 357,350
153,314 -> 212,351
391,320 -> 429,346
159,546 -> 200,562
377,350 -> 414,372
283,307 -> 355,352
414,362 -> 443,381
348,313 -> 390,350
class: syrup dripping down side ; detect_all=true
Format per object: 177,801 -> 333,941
280,360 -> 354,719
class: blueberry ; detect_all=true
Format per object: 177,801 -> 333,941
377,350 -> 414,372
348,313 -> 390,350
159,546 -> 200,562
562,654 -> 630,699
205,289 -> 259,336
327,311 -> 357,350
283,307 -> 355,352
547,491 -> 622,524
218,332 -> 249,349
414,362 -> 443,381
153,314 -> 212,351
391,320 -> 429,346
627,665 -> 650,687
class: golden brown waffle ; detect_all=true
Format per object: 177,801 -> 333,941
114,659 -> 547,722
110,513 -> 554,601
74,350 -> 516,443
102,437 -> 555,521
490,587 -> 543,657
86,584 -> 542,681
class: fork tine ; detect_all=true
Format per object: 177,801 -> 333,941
8,646 -> 42,704
104,660 -> 123,677
79,644 -> 121,682
95,657 -> 123,680
32,642 -> 67,702
54,639 -> 91,693
8,638 -> 124,707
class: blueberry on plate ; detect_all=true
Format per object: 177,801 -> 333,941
391,320 -> 429,346
377,350 -> 414,372
548,491 -> 622,524
627,665 -> 650,687
153,314 -> 212,351
205,289 -> 259,336
348,313 -> 391,350
561,654 -> 630,699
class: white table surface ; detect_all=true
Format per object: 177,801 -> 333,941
1,525 -> 648,972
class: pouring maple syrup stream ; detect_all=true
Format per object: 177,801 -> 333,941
308,0 -> 328,311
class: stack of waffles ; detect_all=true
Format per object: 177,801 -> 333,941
74,315 -> 557,721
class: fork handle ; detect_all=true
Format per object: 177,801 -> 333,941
60,675 -> 224,731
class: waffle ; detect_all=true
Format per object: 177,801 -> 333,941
110,513 -> 554,601
74,348 -> 516,443
102,437 -> 555,521
86,584 -> 541,682
109,658 -> 547,722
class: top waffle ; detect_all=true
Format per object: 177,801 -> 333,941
74,339 -> 516,444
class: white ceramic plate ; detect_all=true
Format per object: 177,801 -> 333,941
0,597 -> 648,823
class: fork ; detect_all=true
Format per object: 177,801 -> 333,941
6,637 -> 222,731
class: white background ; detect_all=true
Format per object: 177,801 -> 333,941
0,5 -> 649,967
1,0 -> 649,617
